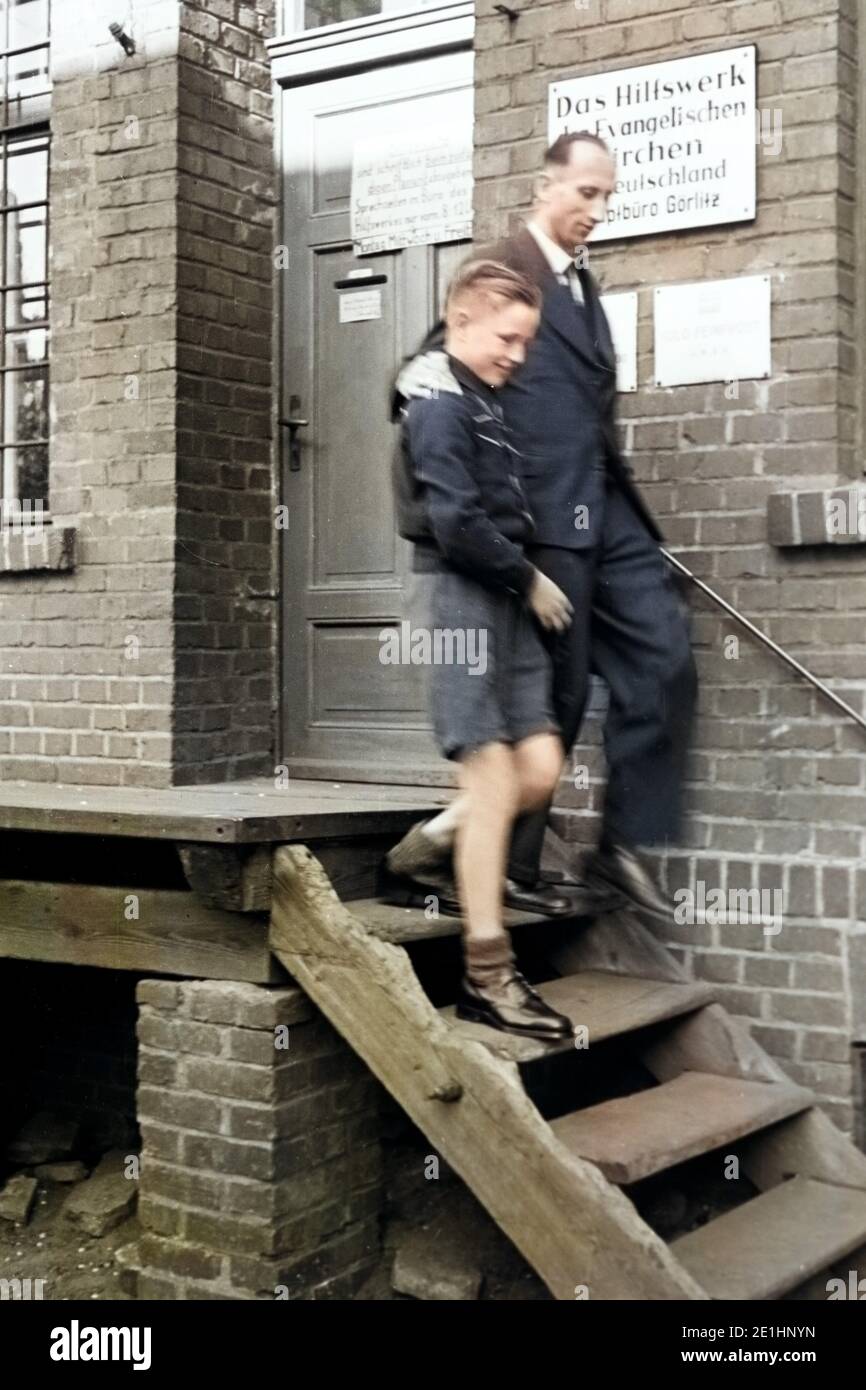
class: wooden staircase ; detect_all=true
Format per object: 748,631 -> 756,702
268,842 -> 866,1301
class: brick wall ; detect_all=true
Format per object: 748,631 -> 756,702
474,0 -> 865,1134
174,0 -> 278,783
0,0 -> 278,788
135,978 -> 383,1299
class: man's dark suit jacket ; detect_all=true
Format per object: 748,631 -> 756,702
400,227 -> 663,551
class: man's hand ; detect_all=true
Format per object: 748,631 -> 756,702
527,569 -> 573,632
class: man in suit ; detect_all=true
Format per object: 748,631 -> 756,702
391,130 -> 697,926
483,129 -> 698,922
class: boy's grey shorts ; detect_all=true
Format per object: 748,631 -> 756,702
409,567 -> 561,762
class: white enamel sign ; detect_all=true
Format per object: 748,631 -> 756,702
599,291 -> 638,392
549,46 -> 756,241
653,275 -> 771,387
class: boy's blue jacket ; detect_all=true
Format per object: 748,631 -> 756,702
391,346 -> 536,598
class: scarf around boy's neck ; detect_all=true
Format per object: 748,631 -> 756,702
446,352 -> 500,405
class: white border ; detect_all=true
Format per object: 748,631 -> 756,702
268,2 -> 474,81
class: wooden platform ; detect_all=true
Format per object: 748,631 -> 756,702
0,777 -> 451,843
0,777 -> 453,980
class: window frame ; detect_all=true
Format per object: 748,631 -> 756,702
0,2 -> 51,523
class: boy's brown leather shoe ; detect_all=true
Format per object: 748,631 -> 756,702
455,971 -> 574,1041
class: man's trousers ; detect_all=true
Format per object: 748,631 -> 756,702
507,477 -> 698,882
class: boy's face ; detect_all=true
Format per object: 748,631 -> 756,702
447,296 -> 540,388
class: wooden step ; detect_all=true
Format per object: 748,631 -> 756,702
551,1071 -> 814,1184
348,896 -> 587,944
670,1176 -> 866,1300
441,971 -> 716,1062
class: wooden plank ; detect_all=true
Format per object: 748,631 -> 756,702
0,779 -> 447,843
550,1072 -> 814,1184
0,879 -> 282,982
553,920 -> 866,1203
268,843 -> 708,1301
307,836 -> 398,904
349,896 -> 560,944
441,973 -> 716,1064
640,1002 -> 792,1087
670,1177 -> 866,1301
281,757 -> 457,789
634,1002 -> 866,1196
544,906 -> 693,985
739,1107 -> 866,1193
176,843 -> 272,912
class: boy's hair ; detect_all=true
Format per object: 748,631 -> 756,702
445,259 -> 542,321
544,130 -> 612,167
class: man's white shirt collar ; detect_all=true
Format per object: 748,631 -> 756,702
526,219 -> 575,276
526,220 -> 585,304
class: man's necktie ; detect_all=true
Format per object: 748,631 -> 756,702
563,262 -> 585,307
562,263 -> 609,369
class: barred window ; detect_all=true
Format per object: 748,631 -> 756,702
0,0 -> 50,515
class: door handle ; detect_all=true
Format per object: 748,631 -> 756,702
280,416 -> 309,472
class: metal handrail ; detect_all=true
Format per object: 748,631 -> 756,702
661,547 -> 866,736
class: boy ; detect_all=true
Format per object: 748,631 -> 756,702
387,260 -> 575,1041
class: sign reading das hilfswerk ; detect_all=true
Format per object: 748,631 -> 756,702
549,47 -> 756,241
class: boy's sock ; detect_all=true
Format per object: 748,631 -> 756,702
464,932 -> 515,989
421,805 -> 460,850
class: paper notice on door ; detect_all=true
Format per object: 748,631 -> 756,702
351,123 -> 473,255
339,289 -> 383,323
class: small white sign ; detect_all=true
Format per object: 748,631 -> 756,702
339,289 -> 383,323
549,46 -> 756,242
653,275 -> 771,386
599,291 -> 638,392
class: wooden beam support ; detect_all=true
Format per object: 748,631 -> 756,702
0,879 -> 283,982
175,843 -> 272,912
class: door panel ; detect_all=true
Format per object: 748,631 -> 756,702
280,51 -> 472,781
312,245 -> 400,584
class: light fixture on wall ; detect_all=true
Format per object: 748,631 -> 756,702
108,22 -> 136,57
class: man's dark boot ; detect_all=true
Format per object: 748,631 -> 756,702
583,836 -> 673,927
503,877 -> 574,916
384,821 -> 578,919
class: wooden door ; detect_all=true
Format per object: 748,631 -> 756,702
279,52 -> 471,782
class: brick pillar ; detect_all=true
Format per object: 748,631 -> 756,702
134,979 -> 384,1300
4,1 -> 278,788
173,0 -> 279,782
